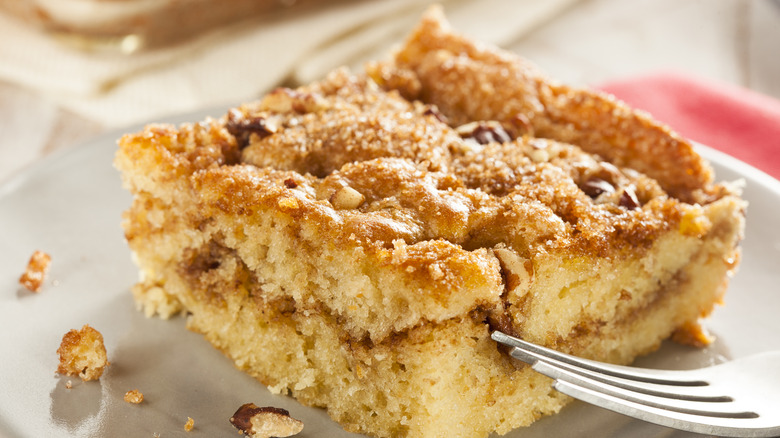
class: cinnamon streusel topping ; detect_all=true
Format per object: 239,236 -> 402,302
227,67 -> 709,260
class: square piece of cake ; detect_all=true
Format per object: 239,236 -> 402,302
115,7 -> 745,438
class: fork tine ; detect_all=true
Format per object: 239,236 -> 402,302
506,342 -> 732,403
491,331 -> 705,386
553,379 -> 765,438
515,347 -> 756,418
492,332 -> 780,438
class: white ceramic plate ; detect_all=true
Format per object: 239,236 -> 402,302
2,108 -> 779,438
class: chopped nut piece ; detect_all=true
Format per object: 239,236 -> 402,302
581,178 -> 615,199
19,250 -> 51,292
331,186 -> 365,210
493,247 -> 532,293
229,404 -> 304,438
527,148 -> 549,163
260,88 -> 328,114
124,389 -> 144,404
619,186 -> 640,210
455,121 -> 512,145
56,324 -> 109,381
226,109 -> 278,148
422,105 -> 448,124
510,113 -> 534,136
184,417 -> 195,432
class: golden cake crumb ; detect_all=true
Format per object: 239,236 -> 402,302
19,250 -> 51,292
229,404 -> 303,438
124,389 -> 144,404
184,416 -> 194,432
65,380 -> 72,389
56,324 -> 109,381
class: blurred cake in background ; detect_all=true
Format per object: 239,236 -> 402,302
0,0 -> 323,52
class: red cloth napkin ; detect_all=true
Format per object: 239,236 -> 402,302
598,72 -> 780,181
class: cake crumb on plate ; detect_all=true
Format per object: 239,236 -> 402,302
56,324 -> 109,381
124,389 -> 144,404
19,250 -> 51,292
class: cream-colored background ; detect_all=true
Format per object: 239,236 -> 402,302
1,0 -> 778,183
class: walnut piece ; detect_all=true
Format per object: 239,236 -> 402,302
229,404 -> 303,438
226,109 -> 278,148
331,186 -> 365,210
260,88 -> 328,114
19,250 -> 51,292
56,324 -> 109,381
124,389 -> 144,404
455,121 -> 512,145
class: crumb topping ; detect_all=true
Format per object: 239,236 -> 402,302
211,65 -> 706,258
118,15 -> 734,263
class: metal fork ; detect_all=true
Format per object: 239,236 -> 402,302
491,331 -> 780,437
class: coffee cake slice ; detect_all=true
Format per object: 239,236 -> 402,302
115,7 -> 745,438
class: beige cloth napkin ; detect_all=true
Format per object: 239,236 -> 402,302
0,0 -> 577,127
